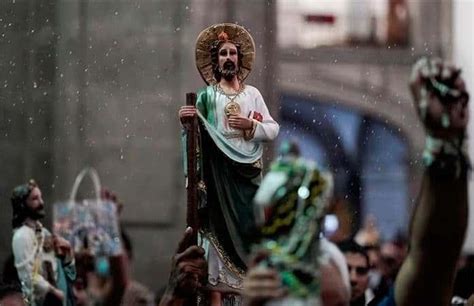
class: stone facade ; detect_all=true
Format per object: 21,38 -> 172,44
0,0 -> 57,270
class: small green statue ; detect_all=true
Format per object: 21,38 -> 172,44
253,141 -> 333,303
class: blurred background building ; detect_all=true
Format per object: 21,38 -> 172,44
0,0 -> 472,291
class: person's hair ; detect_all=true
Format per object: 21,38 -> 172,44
121,229 -> 133,260
337,239 -> 370,268
0,281 -> 22,301
74,251 -> 95,289
453,265 -> 474,299
10,180 -> 38,229
210,39 -> 243,82
2,254 -> 20,286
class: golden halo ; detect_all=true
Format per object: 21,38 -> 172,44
195,23 -> 256,85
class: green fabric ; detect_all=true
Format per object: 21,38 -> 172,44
196,87 -> 214,125
182,85 -> 265,270
200,127 -> 261,270
56,258 -> 76,306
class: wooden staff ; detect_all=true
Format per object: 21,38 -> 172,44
185,92 -> 199,244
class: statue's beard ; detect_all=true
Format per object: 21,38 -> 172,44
219,60 -> 238,81
26,204 -> 45,220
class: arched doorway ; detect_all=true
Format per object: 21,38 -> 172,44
278,94 -> 409,241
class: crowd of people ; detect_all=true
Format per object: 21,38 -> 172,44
1,23 -> 473,306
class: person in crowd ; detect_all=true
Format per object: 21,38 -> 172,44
452,254 -> 474,304
158,227 -> 208,306
338,240 -> 374,306
120,230 -> 155,306
0,282 -> 25,306
2,254 -> 20,287
369,240 -> 406,305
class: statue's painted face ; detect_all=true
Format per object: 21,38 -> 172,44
218,42 -> 239,81
26,187 -> 45,219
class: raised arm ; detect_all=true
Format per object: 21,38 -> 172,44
394,58 -> 470,306
100,188 -> 129,306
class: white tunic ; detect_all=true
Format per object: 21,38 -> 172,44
12,224 -> 52,304
212,85 -> 279,148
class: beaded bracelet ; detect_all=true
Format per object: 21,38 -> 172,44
423,135 -> 470,179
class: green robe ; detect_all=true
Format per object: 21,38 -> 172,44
183,85 -> 267,272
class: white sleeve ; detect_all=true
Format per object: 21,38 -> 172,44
12,229 -> 52,298
250,88 -> 279,142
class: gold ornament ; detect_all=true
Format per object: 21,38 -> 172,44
225,101 -> 241,117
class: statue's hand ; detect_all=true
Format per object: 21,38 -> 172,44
229,115 -> 253,130
410,57 -> 469,140
179,106 -> 197,126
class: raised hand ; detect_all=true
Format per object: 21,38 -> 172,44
393,58 -> 470,306
410,57 -> 469,139
242,252 -> 287,306
53,235 -> 74,263
101,188 -> 123,215
165,227 -> 207,300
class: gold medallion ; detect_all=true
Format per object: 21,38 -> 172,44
225,101 -> 241,117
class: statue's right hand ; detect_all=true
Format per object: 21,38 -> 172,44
179,106 -> 197,125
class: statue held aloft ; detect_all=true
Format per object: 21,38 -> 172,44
179,23 -> 279,305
